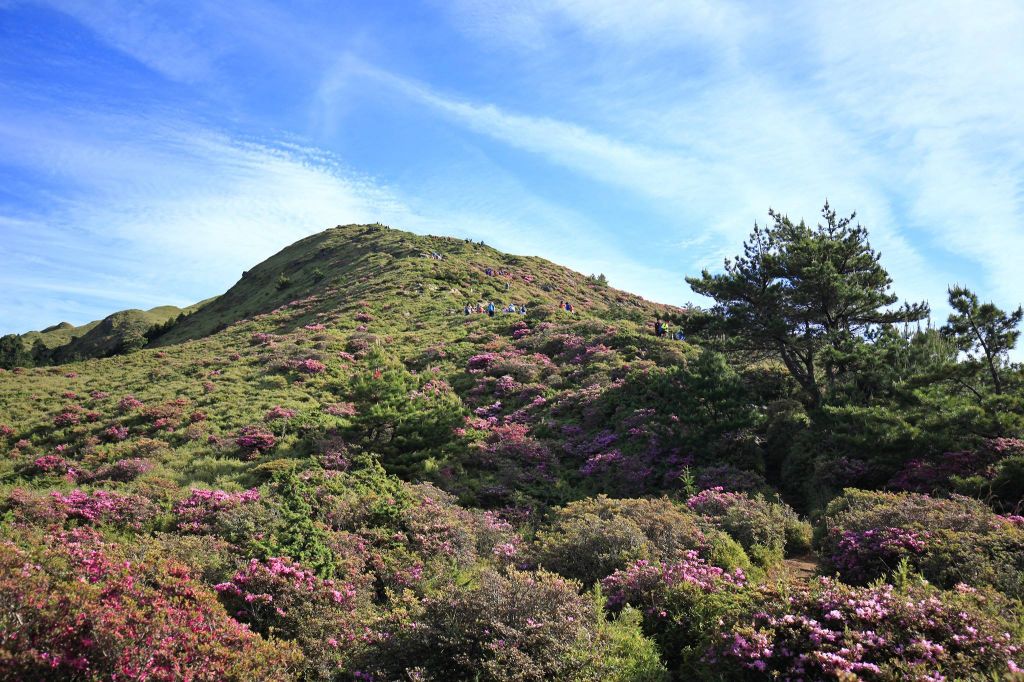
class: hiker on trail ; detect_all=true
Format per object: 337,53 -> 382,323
674,330 -> 685,341
464,305 -> 471,316
565,301 -> 574,312
485,268 -> 494,276
487,302 -> 495,317
476,304 -> 484,314
655,319 -> 664,337
519,305 -> 527,315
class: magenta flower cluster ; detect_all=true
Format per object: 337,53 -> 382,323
117,395 -> 144,412
236,425 -> 277,456
602,553 -> 747,612
49,489 -> 156,530
829,527 -> 930,584
715,578 -> 1021,679
173,487 -> 261,533
295,358 -> 327,374
264,405 -> 298,422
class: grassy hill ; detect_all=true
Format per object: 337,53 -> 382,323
0,223 -> 1021,680
155,223 -> 675,345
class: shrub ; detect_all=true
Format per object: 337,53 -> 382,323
215,557 -> 370,678
369,568 -> 613,681
86,457 -> 154,483
5,489 -> 157,531
819,489 -> 1024,596
602,555 -> 752,675
173,488 -> 262,534
687,488 -> 810,565
295,358 -> 326,374
235,425 -> 276,457
534,496 -> 707,586
118,395 -> 144,412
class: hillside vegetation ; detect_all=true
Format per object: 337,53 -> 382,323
1,216 -> 1022,680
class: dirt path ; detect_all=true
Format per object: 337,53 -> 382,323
779,553 -> 819,585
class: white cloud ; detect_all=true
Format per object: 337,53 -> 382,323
440,0 -> 753,59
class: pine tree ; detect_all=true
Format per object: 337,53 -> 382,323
686,202 -> 928,407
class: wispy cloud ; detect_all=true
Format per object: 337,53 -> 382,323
4,0 -> 1024,340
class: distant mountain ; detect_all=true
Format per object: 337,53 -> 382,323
14,302 -> 213,365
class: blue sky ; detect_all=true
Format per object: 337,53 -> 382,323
2,0 -> 1023,334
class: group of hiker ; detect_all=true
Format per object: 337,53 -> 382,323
654,319 -> 685,341
464,302 -> 528,316
558,300 -> 575,313
425,251 -> 444,260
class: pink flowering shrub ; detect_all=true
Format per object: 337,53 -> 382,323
30,454 -> 72,475
117,394 -> 144,413
353,312 -> 374,323
0,423 -> 14,438
369,568 -> 619,681
602,554 -> 747,610
235,425 -> 276,457
86,457 -> 154,483
173,488 -> 261,534
0,530 -> 300,679
324,402 -> 357,417
103,425 -> 129,441
830,527 -> 930,583
304,323 -> 326,331
264,405 -> 297,422
53,411 -> 80,427
5,489 -> 157,530
713,578 -> 1022,681
52,490 -> 156,530
89,390 -> 109,400
467,352 -> 497,371
601,554 -> 752,674
295,358 -> 326,374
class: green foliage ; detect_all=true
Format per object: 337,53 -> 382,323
276,273 -> 292,290
254,469 -> 336,579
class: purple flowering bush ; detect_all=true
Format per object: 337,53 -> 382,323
602,554 -> 753,676
819,489 -> 1024,596
713,578 -> 1023,680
